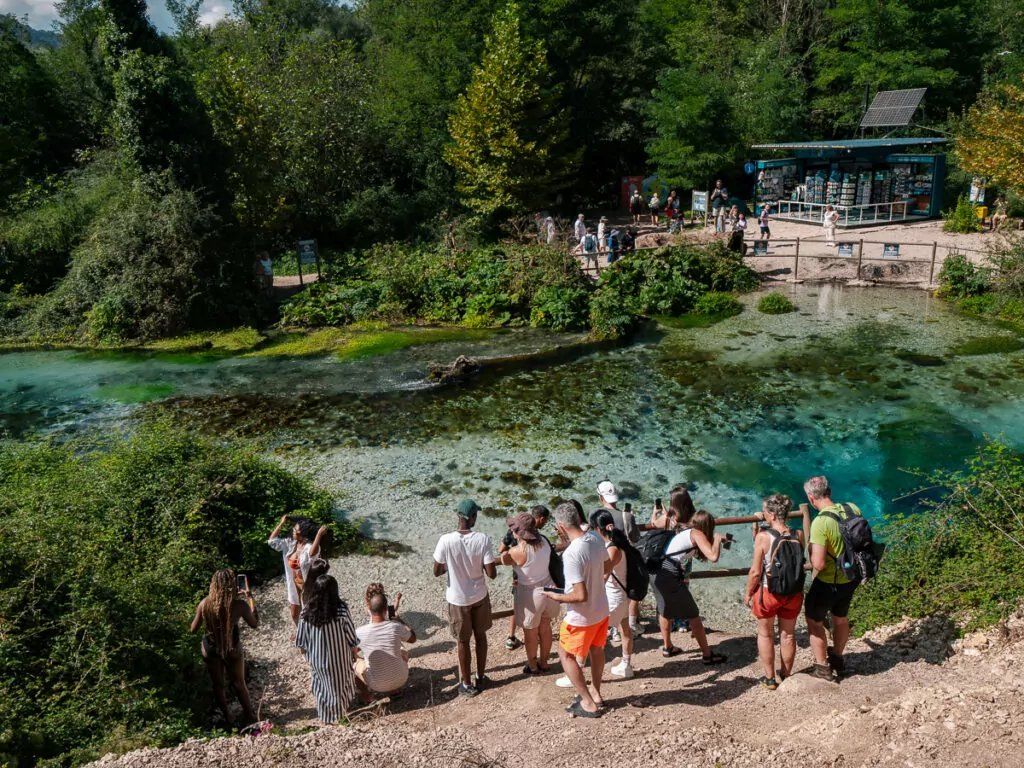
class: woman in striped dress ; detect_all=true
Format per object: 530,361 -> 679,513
296,574 -> 360,724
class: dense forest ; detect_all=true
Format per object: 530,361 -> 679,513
1,0 -> 1023,341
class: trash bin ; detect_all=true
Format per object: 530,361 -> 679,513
975,206 -> 989,220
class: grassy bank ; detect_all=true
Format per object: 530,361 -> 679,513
936,241 -> 1024,330
0,423 -> 388,768
0,325 -> 496,361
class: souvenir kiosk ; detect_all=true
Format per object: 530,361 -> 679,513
750,137 -> 949,228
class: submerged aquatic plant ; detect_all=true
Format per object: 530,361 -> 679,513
758,292 -> 796,314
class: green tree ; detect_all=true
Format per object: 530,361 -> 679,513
194,21 -> 378,244
0,15 -> 77,203
812,0 -> 986,135
101,0 -> 224,194
645,1 -> 743,188
445,2 -> 578,218
360,0 -> 499,222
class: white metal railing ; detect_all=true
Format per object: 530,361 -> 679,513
771,199 -> 913,226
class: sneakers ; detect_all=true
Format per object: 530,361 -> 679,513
505,636 -> 522,650
610,661 -> 634,679
555,675 -> 575,688
811,662 -> 836,681
473,674 -> 493,691
827,647 -> 846,676
608,627 -> 620,644
457,682 -> 478,697
758,676 -> 779,690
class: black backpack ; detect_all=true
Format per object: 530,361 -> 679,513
820,503 -> 881,583
638,529 -> 695,576
541,534 -> 565,589
610,540 -> 649,602
764,528 -> 806,596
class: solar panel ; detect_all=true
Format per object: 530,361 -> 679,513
859,88 -> 927,128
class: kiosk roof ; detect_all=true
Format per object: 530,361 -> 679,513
751,138 -> 949,151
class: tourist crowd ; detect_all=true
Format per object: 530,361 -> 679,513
189,475 -> 877,726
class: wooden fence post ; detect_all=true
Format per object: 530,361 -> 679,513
857,239 -> 864,279
793,237 -> 800,281
929,241 -> 938,284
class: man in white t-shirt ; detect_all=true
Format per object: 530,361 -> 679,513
539,502 -> 610,718
355,592 -> 417,695
432,499 -> 497,697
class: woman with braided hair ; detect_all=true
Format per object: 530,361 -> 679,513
190,569 -> 259,727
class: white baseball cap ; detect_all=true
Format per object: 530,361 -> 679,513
597,481 -> 619,504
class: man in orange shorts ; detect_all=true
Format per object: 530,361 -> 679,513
745,494 -> 809,690
538,502 -> 609,717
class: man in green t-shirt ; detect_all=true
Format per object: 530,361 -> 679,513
804,475 -> 862,680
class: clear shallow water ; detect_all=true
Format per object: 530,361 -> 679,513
4,284 -> 1024,628
3,287 -> 1024,525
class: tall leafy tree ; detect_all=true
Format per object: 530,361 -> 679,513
812,0 -> 986,135
445,1 -> 578,217
645,0 -> 745,188
955,77 -> 1024,194
102,0 -> 223,194
0,16 -> 76,203
195,20 -> 378,243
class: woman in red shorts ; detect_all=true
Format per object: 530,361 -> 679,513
745,494 -> 808,690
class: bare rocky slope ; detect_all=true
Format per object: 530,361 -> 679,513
91,581 -> 1024,768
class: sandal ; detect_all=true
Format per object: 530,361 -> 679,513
758,676 -> 778,690
565,694 -> 605,711
702,652 -> 727,665
523,665 -> 544,675
567,701 -> 602,718
662,646 -> 683,658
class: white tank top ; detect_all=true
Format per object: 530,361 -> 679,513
514,538 -> 552,587
605,542 -> 628,605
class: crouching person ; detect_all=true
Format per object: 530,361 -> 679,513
355,587 -> 417,698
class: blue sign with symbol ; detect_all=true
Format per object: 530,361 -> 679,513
744,162 -> 755,175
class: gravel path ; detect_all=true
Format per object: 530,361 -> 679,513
97,576 -> 1024,768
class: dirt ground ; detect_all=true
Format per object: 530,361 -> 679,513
577,214 -> 1019,288
91,580 -> 1024,768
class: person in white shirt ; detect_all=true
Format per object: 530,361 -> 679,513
267,515 -> 329,626
539,502 -> 610,718
432,499 -> 497,697
591,510 -> 635,679
355,587 -> 417,696
574,214 -> 586,242
597,216 -> 608,254
822,205 -> 839,246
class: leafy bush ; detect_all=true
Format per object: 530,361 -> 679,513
529,286 -> 590,330
0,153 -> 125,295
589,243 -> 757,337
854,439 -> 1024,634
0,423 -> 374,768
758,292 -> 795,314
694,291 -> 742,316
988,238 -> 1024,301
22,175 -> 258,342
942,195 -> 983,234
281,243 -> 589,330
937,253 -> 990,300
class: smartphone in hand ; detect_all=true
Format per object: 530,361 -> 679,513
387,605 -> 396,620
236,574 -> 249,594
542,586 -> 564,594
